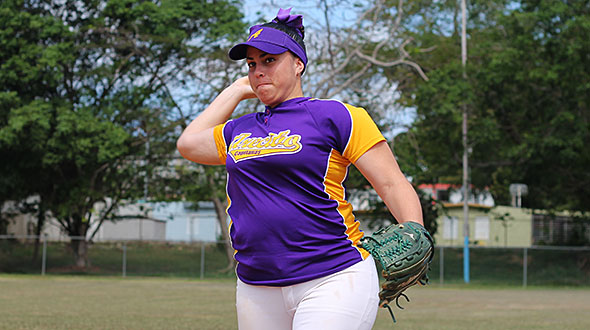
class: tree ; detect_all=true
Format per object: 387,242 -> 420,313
169,163 -> 237,272
359,172 -> 442,238
0,0 -> 245,267
303,0 -> 431,123
299,0 -> 437,229
394,0 -> 590,215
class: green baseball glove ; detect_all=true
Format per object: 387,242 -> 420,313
358,221 -> 434,322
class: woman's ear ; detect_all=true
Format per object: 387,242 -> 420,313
295,57 -> 305,76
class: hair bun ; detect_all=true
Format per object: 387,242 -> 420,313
272,8 -> 304,39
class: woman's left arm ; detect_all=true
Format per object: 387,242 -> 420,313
354,141 -> 424,226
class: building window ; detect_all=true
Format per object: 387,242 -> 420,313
437,189 -> 450,202
443,216 -> 459,240
474,216 -> 490,240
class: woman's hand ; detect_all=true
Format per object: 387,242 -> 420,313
232,76 -> 257,101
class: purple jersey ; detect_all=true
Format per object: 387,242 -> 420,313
213,97 -> 386,286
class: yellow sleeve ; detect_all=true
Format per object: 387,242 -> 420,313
213,123 -> 227,163
341,104 -> 386,163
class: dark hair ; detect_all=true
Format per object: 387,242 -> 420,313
261,22 -> 306,54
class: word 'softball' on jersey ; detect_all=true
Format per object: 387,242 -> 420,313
213,97 -> 386,286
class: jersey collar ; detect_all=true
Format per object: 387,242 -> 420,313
266,97 -> 310,112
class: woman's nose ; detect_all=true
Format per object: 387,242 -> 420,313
254,65 -> 265,77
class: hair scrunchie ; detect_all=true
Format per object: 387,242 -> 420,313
273,8 -> 304,38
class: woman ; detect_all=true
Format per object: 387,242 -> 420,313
177,8 -> 424,330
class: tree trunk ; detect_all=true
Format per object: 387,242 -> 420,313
32,202 -> 46,261
70,238 -> 90,268
208,194 -> 234,274
205,171 -> 235,273
211,196 -> 235,272
0,203 -> 7,234
70,221 -> 90,269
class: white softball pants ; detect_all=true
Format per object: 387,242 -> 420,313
236,256 -> 380,330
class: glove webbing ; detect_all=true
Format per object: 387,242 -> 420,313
360,233 -> 413,269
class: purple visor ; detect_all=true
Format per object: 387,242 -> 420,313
228,25 -> 308,68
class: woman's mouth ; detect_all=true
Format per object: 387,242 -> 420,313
257,82 -> 271,88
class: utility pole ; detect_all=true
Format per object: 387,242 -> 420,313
461,0 -> 470,284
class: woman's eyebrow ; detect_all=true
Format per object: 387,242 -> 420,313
246,52 -> 270,60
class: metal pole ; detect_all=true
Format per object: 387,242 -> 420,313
189,217 -> 193,243
200,242 -> 205,280
450,217 -> 459,246
122,243 -> 127,278
439,246 -> 444,286
523,247 -> 528,287
461,0 -> 470,284
41,234 -> 47,276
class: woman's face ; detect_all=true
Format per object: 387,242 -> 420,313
246,47 -> 304,108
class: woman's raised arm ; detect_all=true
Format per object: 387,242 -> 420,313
177,77 -> 256,165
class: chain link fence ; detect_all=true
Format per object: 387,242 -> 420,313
433,245 -> 590,286
0,235 -> 232,279
1,235 -> 589,286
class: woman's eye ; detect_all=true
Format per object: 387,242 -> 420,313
247,62 -> 255,68
265,57 -> 275,63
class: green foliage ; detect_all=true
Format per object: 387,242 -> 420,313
394,0 -> 590,214
0,0 -> 245,263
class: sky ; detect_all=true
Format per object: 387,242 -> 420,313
242,0 -> 360,29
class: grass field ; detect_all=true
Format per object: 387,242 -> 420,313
1,275 -> 589,330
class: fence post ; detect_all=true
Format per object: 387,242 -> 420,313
439,246 -> 444,285
523,247 -> 527,287
200,242 -> 205,280
122,243 -> 127,278
41,234 -> 47,276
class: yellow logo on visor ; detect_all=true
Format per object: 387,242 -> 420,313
247,28 -> 263,42
228,130 -> 302,162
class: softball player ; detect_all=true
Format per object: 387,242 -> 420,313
177,8 -> 424,330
